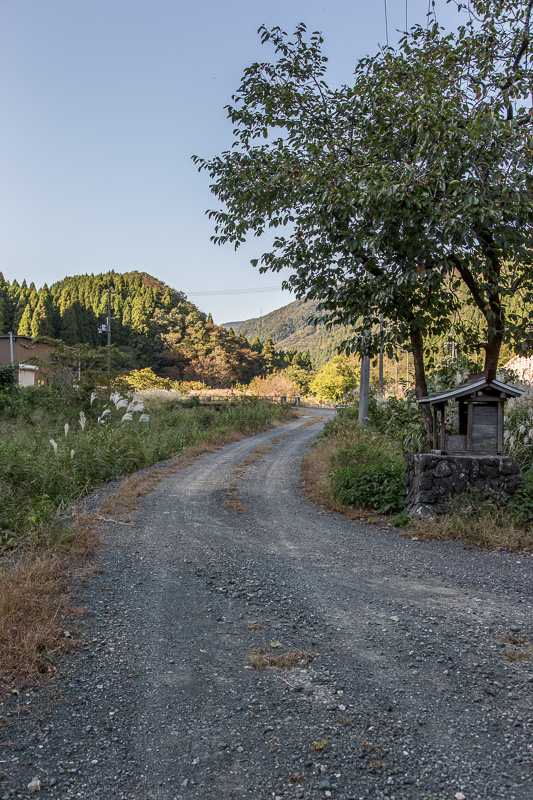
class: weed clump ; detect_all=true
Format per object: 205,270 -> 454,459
247,645 -> 316,671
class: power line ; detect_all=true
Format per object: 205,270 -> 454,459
384,0 -> 389,46
185,286 -> 284,296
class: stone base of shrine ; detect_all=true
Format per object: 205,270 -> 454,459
404,453 -> 521,518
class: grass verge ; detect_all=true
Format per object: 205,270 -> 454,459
0,514 -> 98,693
410,504 -> 533,552
301,432 -> 394,523
302,415 -> 533,552
0,400 -> 296,693
0,395 -> 295,548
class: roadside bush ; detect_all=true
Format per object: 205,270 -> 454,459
368,395 -> 426,453
0,365 -> 16,393
324,424 -> 405,514
507,470 -> 533,527
503,398 -> 533,471
331,438 -> 405,514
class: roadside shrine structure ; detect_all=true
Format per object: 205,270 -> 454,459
405,373 -> 523,517
419,373 -> 523,455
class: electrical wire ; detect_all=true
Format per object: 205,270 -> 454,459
384,0 -> 389,46
184,286 -> 284,296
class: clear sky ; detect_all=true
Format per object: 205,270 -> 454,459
0,0 -> 460,324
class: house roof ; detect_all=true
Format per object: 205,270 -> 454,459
419,377 -> 523,406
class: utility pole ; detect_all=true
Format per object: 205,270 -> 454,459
378,314 -> 384,398
358,356 -> 370,426
99,289 -> 116,371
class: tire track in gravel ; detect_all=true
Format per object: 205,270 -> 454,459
0,409 -> 532,800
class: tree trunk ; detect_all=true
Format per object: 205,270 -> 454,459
483,328 -> 503,378
409,325 -> 433,450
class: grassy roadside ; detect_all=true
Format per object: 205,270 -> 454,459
303,406 -> 533,553
0,394 -> 295,692
0,392 -> 294,549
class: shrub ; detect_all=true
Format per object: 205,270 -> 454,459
121,367 -> 173,391
0,365 -> 16,393
507,469 -> 533,527
330,430 -> 405,514
368,395 -> 426,453
332,458 -> 405,514
503,397 -> 533,470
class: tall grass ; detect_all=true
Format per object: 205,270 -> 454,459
306,409 -> 406,515
0,390 -> 293,548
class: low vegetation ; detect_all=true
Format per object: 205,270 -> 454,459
247,644 -> 316,671
304,393 -> 533,552
0,384 -> 294,690
0,386 -> 293,549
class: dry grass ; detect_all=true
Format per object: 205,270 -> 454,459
221,442 -> 276,514
223,484 -> 247,514
0,514 -> 98,692
501,634 -> 533,662
410,507 -> 533,552
242,443 -> 273,465
247,645 -> 316,671
288,774 -> 304,784
299,416 -> 326,429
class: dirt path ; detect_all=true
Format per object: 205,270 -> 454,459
1,410 -> 532,800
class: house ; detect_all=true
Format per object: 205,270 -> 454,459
0,335 -> 58,386
502,354 -> 533,385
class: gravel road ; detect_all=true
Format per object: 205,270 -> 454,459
1,410 -> 532,800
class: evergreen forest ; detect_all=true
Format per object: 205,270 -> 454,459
0,271 -> 311,388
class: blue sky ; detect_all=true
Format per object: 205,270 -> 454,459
0,0 -> 460,323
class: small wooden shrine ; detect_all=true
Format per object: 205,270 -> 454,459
419,373 -> 523,455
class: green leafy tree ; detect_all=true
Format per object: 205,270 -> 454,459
196,3 -> 533,439
30,287 -> 55,338
310,355 -> 360,402
282,363 -> 314,394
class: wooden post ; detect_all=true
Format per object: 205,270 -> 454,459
440,405 -> 446,452
497,399 -> 504,453
467,400 -> 473,452
432,407 -> 438,450
378,315 -> 384,398
358,356 -> 370,426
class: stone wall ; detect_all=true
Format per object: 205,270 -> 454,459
405,453 -> 521,518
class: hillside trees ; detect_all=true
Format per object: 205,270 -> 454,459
196,1 -> 533,438
310,355 -> 360,403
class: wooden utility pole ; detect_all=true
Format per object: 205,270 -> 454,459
378,314 -> 384,398
358,356 -> 370,426
100,289 -> 116,371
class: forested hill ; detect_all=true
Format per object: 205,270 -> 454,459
0,270 -> 287,385
226,298 -> 352,368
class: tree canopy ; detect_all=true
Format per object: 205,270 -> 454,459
195,0 -> 533,418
